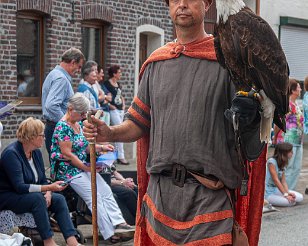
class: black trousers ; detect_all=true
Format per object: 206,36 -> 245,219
44,121 -> 56,157
111,185 -> 138,225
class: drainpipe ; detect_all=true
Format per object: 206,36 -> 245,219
256,0 -> 260,15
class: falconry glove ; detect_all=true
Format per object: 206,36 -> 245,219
224,91 -> 266,162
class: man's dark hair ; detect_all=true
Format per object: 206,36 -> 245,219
108,65 -> 120,78
289,78 -> 299,95
97,65 -> 103,73
81,61 -> 97,78
61,47 -> 85,63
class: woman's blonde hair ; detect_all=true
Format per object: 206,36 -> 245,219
16,117 -> 45,143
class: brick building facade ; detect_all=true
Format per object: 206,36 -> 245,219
0,0 -> 175,141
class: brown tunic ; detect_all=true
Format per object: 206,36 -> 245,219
127,55 -> 243,245
127,55 -> 242,189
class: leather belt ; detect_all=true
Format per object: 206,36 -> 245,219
160,164 -> 224,190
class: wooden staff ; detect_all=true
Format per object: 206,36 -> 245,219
86,110 -> 102,246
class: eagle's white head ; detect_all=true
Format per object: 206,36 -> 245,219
216,0 -> 246,24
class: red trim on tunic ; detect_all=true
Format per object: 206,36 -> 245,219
145,218 -> 232,246
128,107 -> 150,128
134,96 -> 150,115
144,193 -> 233,230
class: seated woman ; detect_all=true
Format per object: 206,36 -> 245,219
265,142 -> 303,207
50,93 -> 133,243
0,117 -> 81,246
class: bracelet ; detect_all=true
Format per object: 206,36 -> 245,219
283,192 -> 289,197
120,181 -> 124,186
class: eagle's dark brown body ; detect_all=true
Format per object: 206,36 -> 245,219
214,7 -> 289,131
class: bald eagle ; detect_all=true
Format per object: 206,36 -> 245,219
214,0 -> 289,135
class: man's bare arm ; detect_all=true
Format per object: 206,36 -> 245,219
83,116 -> 145,143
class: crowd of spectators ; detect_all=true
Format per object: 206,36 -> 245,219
0,48 -> 136,245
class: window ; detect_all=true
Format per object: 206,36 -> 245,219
81,21 -> 105,67
16,13 -> 44,104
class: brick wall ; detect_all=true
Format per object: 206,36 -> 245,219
0,0 -> 173,140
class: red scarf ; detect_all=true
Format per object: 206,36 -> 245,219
134,36 -> 266,246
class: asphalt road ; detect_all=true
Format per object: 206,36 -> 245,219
260,201 -> 308,246
259,145 -> 308,246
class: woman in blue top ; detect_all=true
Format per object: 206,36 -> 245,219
265,142 -> 303,207
0,117 -> 81,246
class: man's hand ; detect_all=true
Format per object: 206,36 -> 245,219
83,116 -> 113,143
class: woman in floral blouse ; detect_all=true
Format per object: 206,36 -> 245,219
50,93 -> 134,243
284,79 -> 304,190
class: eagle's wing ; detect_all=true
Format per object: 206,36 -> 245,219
229,7 -> 289,118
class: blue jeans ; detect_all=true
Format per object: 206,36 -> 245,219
7,192 -> 76,240
110,109 -> 125,159
285,145 -> 303,190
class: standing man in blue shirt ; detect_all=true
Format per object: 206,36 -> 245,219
42,47 -> 85,156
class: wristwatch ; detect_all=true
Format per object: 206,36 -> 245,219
283,192 -> 289,197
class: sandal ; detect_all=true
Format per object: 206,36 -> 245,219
109,235 -> 121,244
117,159 -> 130,165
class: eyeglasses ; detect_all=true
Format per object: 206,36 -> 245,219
73,109 -> 87,117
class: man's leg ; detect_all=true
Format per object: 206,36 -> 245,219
44,123 -> 55,157
111,185 -> 137,224
110,109 -> 126,160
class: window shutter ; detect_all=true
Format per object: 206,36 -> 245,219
280,25 -> 308,81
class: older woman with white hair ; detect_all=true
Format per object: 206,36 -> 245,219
50,92 -> 133,244
0,117 -> 81,246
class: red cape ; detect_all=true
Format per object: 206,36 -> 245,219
134,36 -> 266,246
